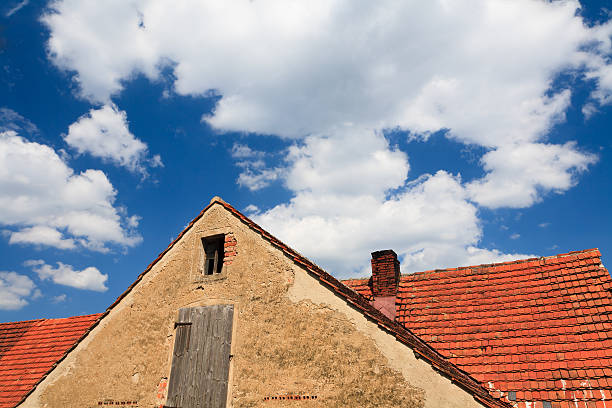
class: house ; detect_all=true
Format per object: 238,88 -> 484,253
0,197 -> 609,408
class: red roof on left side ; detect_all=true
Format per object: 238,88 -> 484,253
0,313 -> 101,408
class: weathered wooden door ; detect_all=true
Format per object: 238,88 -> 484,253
166,305 -> 234,408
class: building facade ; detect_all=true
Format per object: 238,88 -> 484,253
2,197 -> 508,408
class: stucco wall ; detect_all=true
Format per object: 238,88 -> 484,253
20,203 -> 485,408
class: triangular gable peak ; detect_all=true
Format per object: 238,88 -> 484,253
345,248 -> 612,408
11,197 -> 510,408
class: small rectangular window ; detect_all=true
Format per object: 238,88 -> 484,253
507,391 -> 516,401
202,236 -> 224,275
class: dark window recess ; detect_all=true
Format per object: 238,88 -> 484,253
166,305 -> 234,408
203,236 -> 224,275
507,391 -> 516,401
542,402 -> 552,408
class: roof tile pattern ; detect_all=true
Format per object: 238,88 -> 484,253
345,249 -> 612,408
0,314 -> 101,408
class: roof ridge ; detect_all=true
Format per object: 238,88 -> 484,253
402,248 -> 601,278
0,313 -> 102,326
0,318 -> 45,326
340,249 -> 602,283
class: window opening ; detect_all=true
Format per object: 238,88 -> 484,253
202,236 -> 224,275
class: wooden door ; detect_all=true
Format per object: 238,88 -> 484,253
166,305 -> 234,408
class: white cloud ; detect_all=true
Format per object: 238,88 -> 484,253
402,246 -> 533,276
467,142 -> 597,208
52,293 -> 67,303
237,167 -> 283,191
0,107 -> 39,134
42,0 -> 612,143
41,0 -> 612,276
0,271 -> 37,310
510,233 -> 520,240
26,259 -> 108,292
230,143 -> 264,159
42,1 -> 608,193
0,131 -> 141,251
243,204 -> 260,214
8,226 -> 76,249
256,168 -> 532,277
65,104 -> 162,176
5,0 -> 29,18
582,102 -> 598,119
285,129 -> 408,196
253,131 -> 531,277
230,142 -> 281,190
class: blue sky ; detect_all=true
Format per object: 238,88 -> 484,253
1,0 -> 611,321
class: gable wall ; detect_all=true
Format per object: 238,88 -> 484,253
20,204 -> 486,408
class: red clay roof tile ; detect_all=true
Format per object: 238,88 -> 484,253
0,314 -> 100,408
345,248 -> 612,408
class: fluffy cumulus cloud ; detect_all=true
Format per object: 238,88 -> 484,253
253,131 -> 531,277
65,104 -> 162,176
42,0 -> 612,139
42,0 -> 612,275
467,142 -> 598,209
26,260 -> 108,292
0,131 -> 141,251
0,271 -> 38,310
8,225 -> 76,249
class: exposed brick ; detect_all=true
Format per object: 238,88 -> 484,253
371,250 -> 400,297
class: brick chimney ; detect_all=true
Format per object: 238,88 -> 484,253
370,249 -> 400,320
371,249 -> 400,297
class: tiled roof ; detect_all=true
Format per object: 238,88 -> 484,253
344,249 -> 612,408
0,314 -> 101,408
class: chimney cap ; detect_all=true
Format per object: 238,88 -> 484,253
371,249 -> 397,258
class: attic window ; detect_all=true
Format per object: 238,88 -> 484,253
507,391 -> 516,401
202,236 -> 224,275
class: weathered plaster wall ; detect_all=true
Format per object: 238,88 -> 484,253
288,268 -> 485,408
20,203 -> 484,408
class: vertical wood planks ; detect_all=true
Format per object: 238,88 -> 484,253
166,308 -> 192,407
165,305 -> 234,408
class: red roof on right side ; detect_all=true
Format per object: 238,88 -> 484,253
345,248 -> 612,408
